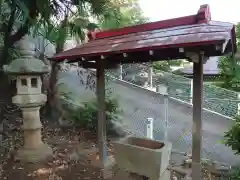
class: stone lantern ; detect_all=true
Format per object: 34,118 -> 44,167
3,36 -> 53,162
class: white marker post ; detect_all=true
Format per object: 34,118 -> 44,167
146,117 -> 154,139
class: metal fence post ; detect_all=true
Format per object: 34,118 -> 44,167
146,117 -> 154,139
156,85 -> 169,142
119,65 -> 123,80
148,66 -> 153,88
164,94 -> 169,142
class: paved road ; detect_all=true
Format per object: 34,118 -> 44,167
59,69 -> 240,166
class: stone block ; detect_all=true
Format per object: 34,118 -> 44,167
16,143 -> 53,163
113,136 -> 172,180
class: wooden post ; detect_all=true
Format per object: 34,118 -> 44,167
96,60 -> 107,168
191,52 -> 204,180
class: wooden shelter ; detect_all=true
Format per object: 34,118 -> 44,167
50,4 -> 237,180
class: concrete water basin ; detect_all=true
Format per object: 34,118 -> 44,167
113,136 -> 172,180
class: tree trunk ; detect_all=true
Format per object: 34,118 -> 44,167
44,13 -> 68,118
0,73 -> 16,124
45,62 -> 59,117
45,37 -> 65,118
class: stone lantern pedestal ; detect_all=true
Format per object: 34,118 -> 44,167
3,36 -> 53,162
12,93 -> 52,162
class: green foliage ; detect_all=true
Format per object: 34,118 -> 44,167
172,69 -> 184,75
0,0 -> 120,65
224,116 -> 240,155
153,60 -> 184,72
230,167 -> 240,180
70,97 -> 122,137
218,23 -> 240,91
152,61 -> 171,72
30,0 -> 124,55
218,55 -> 240,91
169,60 -> 184,66
99,0 -> 148,29
0,0 -> 23,64
0,0 -> 59,65
86,23 -> 99,30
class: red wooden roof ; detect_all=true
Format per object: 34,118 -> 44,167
50,4 -> 237,65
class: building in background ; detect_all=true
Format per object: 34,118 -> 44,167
177,57 -> 221,80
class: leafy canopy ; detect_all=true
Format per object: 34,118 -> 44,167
99,0 -> 148,30
0,0 -> 121,65
218,23 -> 240,91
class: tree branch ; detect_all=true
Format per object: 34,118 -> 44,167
8,20 -> 31,46
0,23 -> 7,33
0,1 -> 38,65
8,3 -> 38,47
0,3 -> 17,66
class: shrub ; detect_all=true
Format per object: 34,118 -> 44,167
224,116 -> 240,155
70,97 -> 122,137
230,167 -> 240,180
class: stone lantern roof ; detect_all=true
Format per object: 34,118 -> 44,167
3,57 -> 50,75
3,35 -> 50,75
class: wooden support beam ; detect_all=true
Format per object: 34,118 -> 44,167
96,60 -> 107,168
191,52 -> 204,180
80,60 -> 119,69
81,61 -> 97,69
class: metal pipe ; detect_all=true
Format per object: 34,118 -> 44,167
156,85 -> 169,141
164,94 -> 169,142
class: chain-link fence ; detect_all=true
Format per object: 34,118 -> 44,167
58,65 -> 240,166
118,64 -> 239,118
153,70 -> 239,118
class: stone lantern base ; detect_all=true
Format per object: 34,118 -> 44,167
16,143 -> 53,163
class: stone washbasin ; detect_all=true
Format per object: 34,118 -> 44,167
113,136 -> 172,180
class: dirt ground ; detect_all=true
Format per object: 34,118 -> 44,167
0,111 -> 227,180
0,113 -> 144,180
